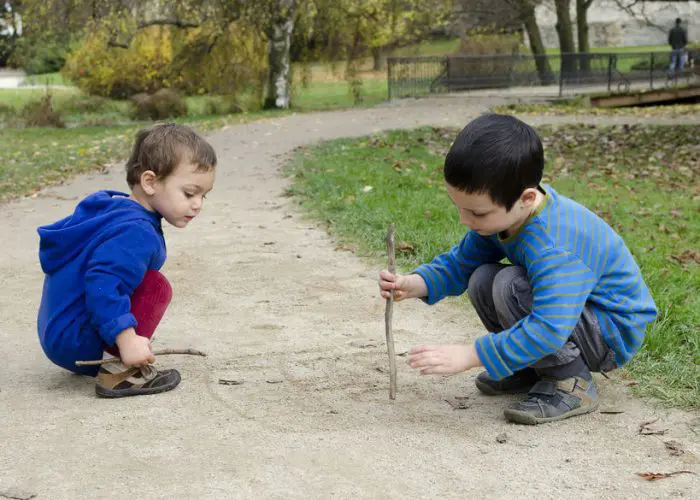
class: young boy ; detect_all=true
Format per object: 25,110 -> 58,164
37,123 -> 216,398
379,114 -> 657,425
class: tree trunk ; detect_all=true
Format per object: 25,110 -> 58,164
264,0 -> 296,110
372,46 -> 387,72
576,0 -> 592,73
554,0 -> 577,76
522,2 -> 555,85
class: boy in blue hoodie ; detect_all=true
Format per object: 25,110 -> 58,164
37,123 -> 216,398
379,114 -> 657,424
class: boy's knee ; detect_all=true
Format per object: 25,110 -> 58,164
468,264 -> 502,304
492,266 -> 530,311
136,270 -> 173,303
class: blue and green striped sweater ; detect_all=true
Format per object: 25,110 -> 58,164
413,185 -> 657,380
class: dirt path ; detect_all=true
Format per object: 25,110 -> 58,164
1,97 -> 698,499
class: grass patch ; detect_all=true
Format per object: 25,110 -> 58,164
286,125 -> 700,409
0,110 -> 288,202
493,100 -> 700,117
20,72 -> 70,86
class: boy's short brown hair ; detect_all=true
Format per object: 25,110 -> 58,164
125,123 -> 217,188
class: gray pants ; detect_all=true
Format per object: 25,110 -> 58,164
467,264 -> 617,378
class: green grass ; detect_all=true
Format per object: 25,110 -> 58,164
21,72 -> 70,86
286,125 -> 700,409
494,100 -> 700,117
293,79 -> 388,110
0,110 -> 288,202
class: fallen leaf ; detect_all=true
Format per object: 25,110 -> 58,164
218,379 -> 244,386
362,185 -> 373,193
669,250 -> 700,266
600,408 -> 625,414
397,241 -> 416,254
349,339 -> 380,348
664,440 -> 685,457
496,433 -> 508,443
639,417 -> 668,436
636,471 -> 695,481
444,398 -> 470,410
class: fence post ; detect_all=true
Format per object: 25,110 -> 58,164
558,54 -> 564,97
387,58 -> 393,101
607,54 -> 613,92
649,52 -> 654,89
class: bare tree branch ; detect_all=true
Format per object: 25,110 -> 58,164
611,0 -> 669,34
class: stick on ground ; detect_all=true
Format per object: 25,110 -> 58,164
385,223 -> 398,400
75,348 -> 207,366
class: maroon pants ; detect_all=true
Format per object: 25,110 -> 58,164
105,270 -> 172,357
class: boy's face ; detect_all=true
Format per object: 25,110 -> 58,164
446,183 -> 537,237
146,161 -> 215,228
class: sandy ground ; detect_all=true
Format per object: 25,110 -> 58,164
1,97 -> 698,499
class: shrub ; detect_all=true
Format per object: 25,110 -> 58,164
21,93 -> 65,128
63,22 -> 267,101
130,89 -> 188,120
57,94 -> 117,114
11,37 -> 72,75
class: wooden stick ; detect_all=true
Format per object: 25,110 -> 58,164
75,348 -> 207,367
385,223 -> 398,400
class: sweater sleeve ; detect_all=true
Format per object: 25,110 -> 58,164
413,231 -> 505,305
474,248 -> 596,380
84,225 -> 158,346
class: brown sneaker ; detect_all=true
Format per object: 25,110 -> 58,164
95,364 -> 181,398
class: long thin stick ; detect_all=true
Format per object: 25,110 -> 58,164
385,223 -> 398,400
75,348 -> 207,366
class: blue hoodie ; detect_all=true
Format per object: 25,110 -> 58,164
37,191 -> 166,376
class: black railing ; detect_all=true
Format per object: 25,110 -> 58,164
387,51 -> 698,99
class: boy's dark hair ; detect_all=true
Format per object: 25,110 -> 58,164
444,113 -> 544,211
126,123 -> 217,188
676,18 -> 682,25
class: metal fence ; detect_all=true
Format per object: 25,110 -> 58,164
387,51 -> 698,99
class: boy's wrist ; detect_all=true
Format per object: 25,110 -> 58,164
115,327 -> 137,348
407,273 -> 428,299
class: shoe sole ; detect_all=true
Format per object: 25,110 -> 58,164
503,400 -> 600,425
474,378 -> 531,396
95,372 -> 181,398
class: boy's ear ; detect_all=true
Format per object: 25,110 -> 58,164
140,170 -> 158,196
520,187 -> 539,207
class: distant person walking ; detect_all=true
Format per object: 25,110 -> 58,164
668,18 -> 688,74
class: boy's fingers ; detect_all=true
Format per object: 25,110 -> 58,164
379,270 -> 395,281
409,345 -> 433,354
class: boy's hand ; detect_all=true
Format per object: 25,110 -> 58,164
408,343 -> 481,375
115,328 -> 155,367
378,271 -> 428,301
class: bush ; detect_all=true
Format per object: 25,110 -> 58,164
62,27 -> 173,98
63,22 -> 267,100
11,37 -> 71,75
21,93 -> 65,128
57,94 -> 117,114
130,89 -> 188,120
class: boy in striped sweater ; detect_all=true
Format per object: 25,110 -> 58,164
378,114 -> 657,425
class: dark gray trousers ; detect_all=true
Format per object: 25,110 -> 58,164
467,264 -> 617,378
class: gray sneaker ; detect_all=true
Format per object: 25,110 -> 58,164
503,376 -> 598,425
474,368 -> 540,396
